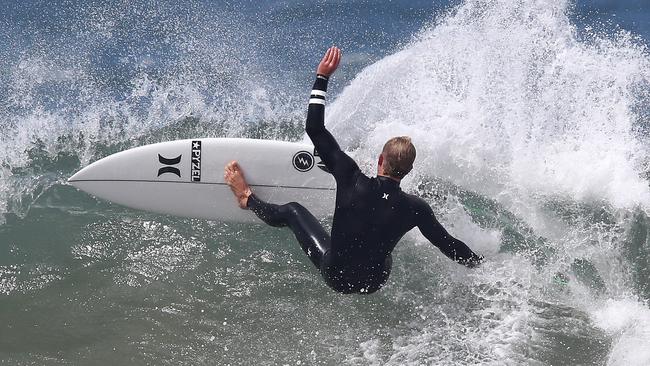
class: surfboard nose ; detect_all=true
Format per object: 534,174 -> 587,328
68,161 -> 101,190
68,164 -> 92,186
68,171 -> 82,187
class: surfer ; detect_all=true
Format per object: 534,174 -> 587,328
225,46 -> 483,294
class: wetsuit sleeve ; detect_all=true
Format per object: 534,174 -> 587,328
416,202 -> 483,268
305,75 -> 359,182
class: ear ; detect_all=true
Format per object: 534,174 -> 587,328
378,154 -> 384,167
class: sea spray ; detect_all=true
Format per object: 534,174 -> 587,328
325,0 -> 650,363
1,0 -> 649,364
327,0 -> 650,210
0,1 -> 305,220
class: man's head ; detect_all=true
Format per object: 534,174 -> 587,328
378,136 -> 416,180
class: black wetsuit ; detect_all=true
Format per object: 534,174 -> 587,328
247,75 -> 482,294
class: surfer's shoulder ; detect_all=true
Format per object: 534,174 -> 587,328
404,193 -> 434,217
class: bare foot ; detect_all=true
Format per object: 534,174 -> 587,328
224,161 -> 252,209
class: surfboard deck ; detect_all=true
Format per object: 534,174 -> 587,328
69,138 -> 336,222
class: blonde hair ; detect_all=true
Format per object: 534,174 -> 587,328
381,136 -> 416,179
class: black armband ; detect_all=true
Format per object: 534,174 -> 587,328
310,75 -> 329,105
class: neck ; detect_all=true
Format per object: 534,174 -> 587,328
377,173 -> 401,183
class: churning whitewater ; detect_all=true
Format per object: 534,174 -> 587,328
326,0 -> 650,364
1,0 -> 650,364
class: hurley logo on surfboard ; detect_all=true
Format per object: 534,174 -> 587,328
158,154 -> 182,177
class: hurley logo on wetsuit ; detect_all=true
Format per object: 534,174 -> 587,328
382,193 -> 389,200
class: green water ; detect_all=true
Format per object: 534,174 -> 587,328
2,176 -> 640,365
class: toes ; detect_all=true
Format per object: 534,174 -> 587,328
224,161 -> 247,187
224,170 -> 233,182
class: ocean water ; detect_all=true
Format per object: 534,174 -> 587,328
1,0 -> 649,365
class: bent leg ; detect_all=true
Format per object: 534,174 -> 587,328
248,194 -> 330,269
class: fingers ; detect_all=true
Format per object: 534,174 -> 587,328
327,46 -> 335,63
322,47 -> 332,63
333,47 -> 341,66
327,46 -> 339,64
323,46 -> 340,63
317,46 -> 342,76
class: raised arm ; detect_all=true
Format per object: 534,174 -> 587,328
305,46 -> 358,181
416,203 -> 483,268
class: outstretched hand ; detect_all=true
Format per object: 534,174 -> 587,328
316,46 -> 341,77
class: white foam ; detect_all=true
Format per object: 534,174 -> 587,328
324,0 -> 650,363
327,0 -> 650,211
591,299 -> 650,366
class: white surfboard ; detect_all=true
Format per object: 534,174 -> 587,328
68,138 -> 336,222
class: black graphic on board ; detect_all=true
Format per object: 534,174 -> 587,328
158,154 -> 182,177
313,148 -> 331,174
159,155 -> 181,165
191,140 -> 202,182
293,151 -> 314,172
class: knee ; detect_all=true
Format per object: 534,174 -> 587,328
283,202 -> 305,217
